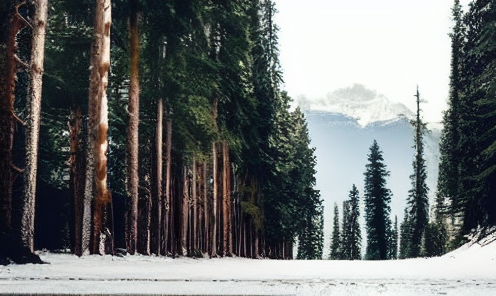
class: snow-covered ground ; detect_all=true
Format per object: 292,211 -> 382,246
1,235 -> 495,296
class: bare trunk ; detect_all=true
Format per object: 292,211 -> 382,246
70,107 -> 84,256
192,157 -> 197,252
181,166 -> 189,256
126,9 -> 139,255
222,141 -> 231,256
90,0 -> 112,255
211,142 -> 217,257
163,118 -> 172,254
154,98 -> 163,255
203,161 -> 209,255
20,0 -> 47,252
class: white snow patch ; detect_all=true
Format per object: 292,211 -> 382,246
0,233 -> 495,295
298,84 -> 415,127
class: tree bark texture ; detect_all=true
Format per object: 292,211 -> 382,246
192,157 -> 197,252
154,98 -> 163,255
222,141 -> 231,256
88,0 -> 111,255
126,9 -> 140,255
181,165 -> 189,256
211,142 -> 217,257
69,107 -> 84,256
163,118 -> 172,255
21,0 -> 48,252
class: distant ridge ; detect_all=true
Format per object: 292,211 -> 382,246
297,84 -> 415,127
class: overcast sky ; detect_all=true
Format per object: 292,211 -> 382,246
274,0 -> 471,123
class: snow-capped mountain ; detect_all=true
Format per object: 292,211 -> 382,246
299,84 -> 441,256
298,83 -> 415,127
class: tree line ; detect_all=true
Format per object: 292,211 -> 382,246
0,0 -> 323,263
327,0 -> 495,260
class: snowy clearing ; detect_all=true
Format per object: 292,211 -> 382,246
1,236 -> 495,296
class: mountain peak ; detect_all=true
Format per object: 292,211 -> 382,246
297,84 -> 414,127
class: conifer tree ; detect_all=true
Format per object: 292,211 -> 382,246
389,215 -> 398,259
349,184 -> 362,260
364,140 -> 392,260
407,87 -> 429,258
399,209 -> 411,259
329,203 -> 341,259
341,200 -> 351,260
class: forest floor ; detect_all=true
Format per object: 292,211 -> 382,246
0,233 -> 495,296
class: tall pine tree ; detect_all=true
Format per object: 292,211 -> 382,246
406,87 -> 429,258
364,140 -> 392,260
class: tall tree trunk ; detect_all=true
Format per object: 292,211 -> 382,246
69,107 -> 84,256
181,165 -> 189,256
203,161 -> 209,255
163,118 -> 172,254
21,0 -> 48,252
211,142 -> 217,257
222,141 -> 231,256
126,8 -> 140,255
154,98 -> 163,255
0,0 -> 20,237
192,157 -> 197,252
89,0 -> 111,255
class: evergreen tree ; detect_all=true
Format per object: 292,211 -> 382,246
399,208 -> 411,259
389,215 -> 398,259
340,200 -> 351,260
329,203 -> 341,260
339,184 -> 361,260
349,184 -> 362,260
437,0 -> 464,232
406,87 -> 429,258
364,140 -> 392,260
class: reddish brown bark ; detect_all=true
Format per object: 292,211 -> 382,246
203,161 -> 209,255
154,98 -> 163,255
90,0 -> 111,255
125,9 -> 140,255
211,142 -> 218,257
192,157 -> 198,252
180,166 -> 189,256
69,107 -> 84,256
222,141 -> 231,256
163,118 -> 172,254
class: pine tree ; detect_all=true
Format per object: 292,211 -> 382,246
399,208 -> 411,259
339,184 -> 361,260
341,200 -> 351,260
349,184 -> 362,260
364,140 -> 392,260
406,87 -> 429,258
389,216 -> 398,259
329,203 -> 341,259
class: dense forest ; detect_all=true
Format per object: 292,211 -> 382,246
0,0 -> 323,263
0,0 -> 494,264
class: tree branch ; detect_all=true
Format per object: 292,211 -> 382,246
12,111 -> 25,126
15,1 -> 33,30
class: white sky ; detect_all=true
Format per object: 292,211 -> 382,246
274,0 -> 472,123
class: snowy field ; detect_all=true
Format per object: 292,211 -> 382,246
1,235 -> 495,296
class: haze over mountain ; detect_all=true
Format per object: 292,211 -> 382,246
299,84 -> 441,256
